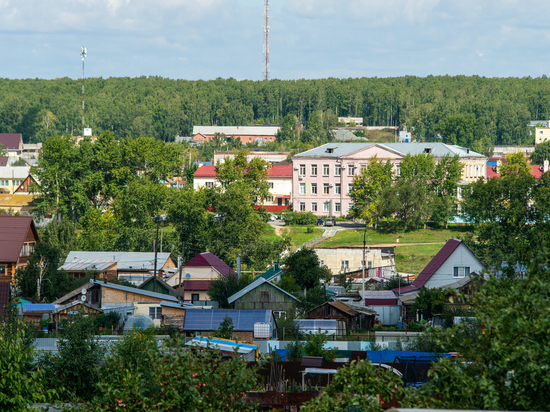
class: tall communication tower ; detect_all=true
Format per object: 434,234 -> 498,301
81,47 -> 87,135
263,0 -> 270,80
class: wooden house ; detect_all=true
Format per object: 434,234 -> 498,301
306,301 -> 376,331
138,276 -> 178,297
0,215 -> 39,283
227,277 -> 298,318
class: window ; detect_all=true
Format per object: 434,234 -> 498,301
311,164 -> 317,176
149,307 -> 162,320
348,203 -> 354,211
21,243 -> 28,257
335,165 -> 341,176
0,180 -> 8,186
205,182 -> 214,188
367,261 -> 373,269
299,164 -> 306,176
299,183 -> 306,194
273,311 -> 286,319
334,183 -> 341,194
278,198 -> 283,206
285,198 -> 290,206
395,164 -> 401,176
323,183 -> 329,194
299,202 -> 305,211
335,203 -> 341,212
348,184 -> 354,194
191,293 -> 200,302
326,148 -> 334,154
323,202 -> 330,212
260,291 -> 270,303
311,183 -> 317,194
453,267 -> 470,278
265,196 -> 273,203
341,260 -> 349,270
323,164 -> 330,176
0,265 -> 5,276
269,182 -> 274,189
311,202 -> 317,212
424,148 -> 432,154
348,165 -> 355,176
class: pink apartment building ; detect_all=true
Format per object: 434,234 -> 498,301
292,143 -> 486,217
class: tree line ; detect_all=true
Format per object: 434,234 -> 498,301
2,76 -> 550,149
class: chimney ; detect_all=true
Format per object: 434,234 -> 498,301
274,261 -> 279,271
467,149 -> 470,154
544,159 -> 549,173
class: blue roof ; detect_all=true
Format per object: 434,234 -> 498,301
23,304 -> 56,312
183,309 -> 273,331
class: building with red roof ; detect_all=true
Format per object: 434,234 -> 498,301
392,238 -> 484,296
486,158 -> 549,179
193,163 -> 292,212
0,215 -> 39,284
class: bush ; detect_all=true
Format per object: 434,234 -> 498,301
281,211 -> 317,226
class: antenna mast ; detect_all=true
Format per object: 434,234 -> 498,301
263,0 -> 269,80
81,47 -> 87,135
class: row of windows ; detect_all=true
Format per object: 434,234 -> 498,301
0,179 -> 24,187
299,183 -> 354,195
340,260 -> 372,270
299,164 -> 355,177
298,202 -> 354,213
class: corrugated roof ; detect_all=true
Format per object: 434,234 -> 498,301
0,194 -> 35,208
23,304 -> 55,312
53,282 -> 94,304
182,252 -> 235,276
294,143 -> 485,159
393,239 -> 462,294
180,280 -> 211,291
192,125 -> 280,136
89,279 -> 178,302
183,309 -> 273,331
65,251 -> 173,271
0,166 -> 31,179
59,259 -> 117,272
0,133 -> 22,150
194,164 -> 292,178
227,277 -> 298,304
0,215 -> 38,262
359,290 -> 398,300
159,300 -> 195,309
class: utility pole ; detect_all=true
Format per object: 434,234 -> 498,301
178,240 -> 185,302
153,220 -> 160,293
80,47 -> 87,135
263,0 -> 270,80
362,224 -> 367,300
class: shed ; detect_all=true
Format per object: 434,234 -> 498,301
138,276 -> 178,297
360,290 -> 398,306
306,300 -> 376,331
227,277 -> 298,317
183,309 -> 277,341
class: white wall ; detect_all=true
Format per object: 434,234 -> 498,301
425,243 -> 484,289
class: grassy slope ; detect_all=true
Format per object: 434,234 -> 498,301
278,227 -> 324,248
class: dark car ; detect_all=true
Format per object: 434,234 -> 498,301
316,219 -> 324,225
324,218 -> 336,227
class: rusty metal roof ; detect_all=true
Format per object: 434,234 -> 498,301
0,215 -> 38,262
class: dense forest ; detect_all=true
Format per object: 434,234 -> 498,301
1,76 -> 550,148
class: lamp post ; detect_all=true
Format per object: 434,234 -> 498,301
153,216 -> 168,293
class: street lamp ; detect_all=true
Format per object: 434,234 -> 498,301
153,215 -> 168,293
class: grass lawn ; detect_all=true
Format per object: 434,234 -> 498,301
317,226 -> 473,248
395,243 -> 443,275
278,227 -> 324,248
262,224 -> 281,242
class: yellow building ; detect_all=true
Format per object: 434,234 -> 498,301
534,126 -> 550,145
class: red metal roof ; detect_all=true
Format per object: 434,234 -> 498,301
181,280 -> 211,290
254,205 -> 290,212
0,157 -> 7,167
183,252 -> 235,275
0,215 -> 39,263
487,164 -> 547,180
0,133 -> 22,150
393,238 -> 462,294
194,164 -> 292,178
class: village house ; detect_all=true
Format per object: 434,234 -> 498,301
292,142 -> 486,216
227,277 -> 298,319
0,215 -> 39,283
314,246 -> 395,278
392,238 -> 484,296
306,300 -> 376,332
61,251 -> 177,285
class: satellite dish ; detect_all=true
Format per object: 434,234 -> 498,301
186,273 -> 191,278
80,295 -> 87,302
81,288 -> 87,295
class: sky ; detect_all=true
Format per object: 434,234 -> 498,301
1,0 -> 550,81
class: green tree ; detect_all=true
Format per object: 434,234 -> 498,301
349,156 -> 394,228
214,315 -> 234,339
283,248 -> 331,291
208,273 -> 252,309
530,140 -> 550,164
412,287 -> 447,321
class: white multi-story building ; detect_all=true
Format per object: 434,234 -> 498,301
193,164 -> 292,212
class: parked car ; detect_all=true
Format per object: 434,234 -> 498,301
324,218 -> 336,227
316,219 -> 324,225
